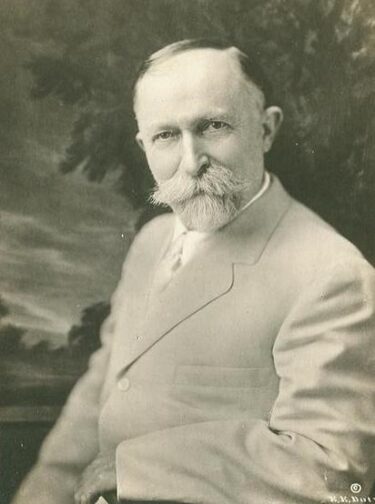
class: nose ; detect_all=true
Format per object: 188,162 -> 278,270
179,133 -> 209,177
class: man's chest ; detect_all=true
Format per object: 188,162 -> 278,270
97,258 -> 294,448
106,257 -> 292,381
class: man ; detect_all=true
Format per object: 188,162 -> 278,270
13,39 -> 375,504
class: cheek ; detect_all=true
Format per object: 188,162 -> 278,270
146,149 -> 179,182
208,137 -> 245,167
236,127 -> 264,162
210,134 -> 262,178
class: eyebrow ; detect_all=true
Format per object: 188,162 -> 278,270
146,111 -> 235,134
204,112 -> 233,123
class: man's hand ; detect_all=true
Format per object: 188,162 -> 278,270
74,451 -> 117,504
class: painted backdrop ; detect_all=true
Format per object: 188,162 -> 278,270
1,1 -> 374,501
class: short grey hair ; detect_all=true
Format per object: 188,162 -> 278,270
133,38 -> 274,112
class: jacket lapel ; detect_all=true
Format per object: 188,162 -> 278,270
116,175 -> 292,374
120,240 -> 235,370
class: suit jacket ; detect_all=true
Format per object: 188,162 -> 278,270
14,175 -> 375,504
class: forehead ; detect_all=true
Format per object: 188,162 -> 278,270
135,49 -> 262,129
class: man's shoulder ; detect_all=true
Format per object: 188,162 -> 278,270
268,195 -> 372,285
285,199 -> 362,259
119,213 -> 174,275
131,212 -> 174,252
256,192 -> 374,313
138,211 -> 174,236
256,176 -> 365,267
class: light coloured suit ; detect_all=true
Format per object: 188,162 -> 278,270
14,175 -> 375,504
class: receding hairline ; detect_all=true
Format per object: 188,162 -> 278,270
133,39 -> 272,114
145,42 -> 245,72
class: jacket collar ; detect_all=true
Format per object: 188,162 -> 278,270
208,173 -> 291,264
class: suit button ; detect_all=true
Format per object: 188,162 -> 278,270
118,377 -> 130,391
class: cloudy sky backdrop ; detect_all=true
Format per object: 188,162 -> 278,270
0,7 -> 138,347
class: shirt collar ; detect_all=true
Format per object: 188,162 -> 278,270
173,170 -> 271,239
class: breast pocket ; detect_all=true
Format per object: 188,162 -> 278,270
174,365 -> 273,388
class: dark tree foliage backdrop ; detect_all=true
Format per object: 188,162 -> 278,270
18,0 -> 375,262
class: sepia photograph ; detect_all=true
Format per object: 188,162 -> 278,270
1,1 -> 375,503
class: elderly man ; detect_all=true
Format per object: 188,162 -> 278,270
14,39 -> 375,504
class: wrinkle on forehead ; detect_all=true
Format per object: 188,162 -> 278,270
134,48 -> 265,118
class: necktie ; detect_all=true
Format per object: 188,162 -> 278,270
152,231 -> 187,292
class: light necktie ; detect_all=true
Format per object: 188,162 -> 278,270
152,231 -> 187,292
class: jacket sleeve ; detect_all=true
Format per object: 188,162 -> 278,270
115,258 -> 375,504
11,257 -> 130,504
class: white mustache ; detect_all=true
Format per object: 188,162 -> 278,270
150,166 -> 252,207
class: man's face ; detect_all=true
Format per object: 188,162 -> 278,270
135,48 -> 273,231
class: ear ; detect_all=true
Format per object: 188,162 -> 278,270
135,132 -> 145,151
262,106 -> 283,153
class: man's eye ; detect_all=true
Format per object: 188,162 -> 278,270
209,121 -> 226,130
154,131 -> 175,142
203,120 -> 229,133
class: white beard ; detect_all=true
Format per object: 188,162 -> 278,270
150,166 -> 253,232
